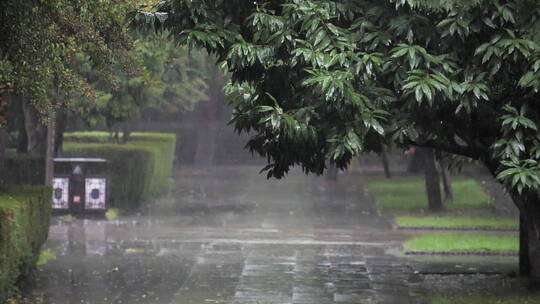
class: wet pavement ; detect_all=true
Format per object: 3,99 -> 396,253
25,166 -> 524,304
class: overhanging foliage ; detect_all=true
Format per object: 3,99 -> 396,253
133,0 -> 540,197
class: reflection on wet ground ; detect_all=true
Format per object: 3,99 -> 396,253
25,166 -> 526,303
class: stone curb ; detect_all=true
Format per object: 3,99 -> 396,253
404,251 -> 518,256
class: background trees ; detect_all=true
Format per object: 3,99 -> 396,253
0,0 -> 211,183
134,0 -> 540,285
67,31 -> 209,146
0,0 -> 133,183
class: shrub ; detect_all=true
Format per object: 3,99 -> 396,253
3,150 -> 44,185
62,132 -> 176,210
0,185 -> 51,301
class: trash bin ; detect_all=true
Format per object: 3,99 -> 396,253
52,158 -> 109,213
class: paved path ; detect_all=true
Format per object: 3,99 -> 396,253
27,166 -> 519,304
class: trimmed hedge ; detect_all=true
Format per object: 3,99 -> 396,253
0,185 -> 51,301
63,132 -> 176,210
3,150 -> 45,185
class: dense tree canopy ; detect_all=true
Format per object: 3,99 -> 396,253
134,0 -> 540,283
72,31 -> 209,130
1,0 -> 209,153
135,0 -> 540,187
0,0 -> 132,121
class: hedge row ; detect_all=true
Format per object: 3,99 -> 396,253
0,185 -> 51,301
63,132 -> 176,210
4,151 -> 44,185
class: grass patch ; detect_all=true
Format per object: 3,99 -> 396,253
366,176 -> 490,212
57,215 -> 74,222
105,208 -> 120,220
404,233 -> 518,253
430,294 -> 540,304
395,216 -> 517,229
36,250 -> 56,266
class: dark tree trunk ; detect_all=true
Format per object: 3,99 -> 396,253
0,128 -> 6,184
54,110 -> 67,156
193,106 -> 218,167
194,73 -> 222,167
521,196 -> 540,288
0,85 -> 7,128
22,102 -> 46,154
8,94 -> 28,153
486,162 -> 533,285
122,123 -> 131,143
507,189 -> 540,288
0,86 -> 9,184
381,147 -> 392,179
520,212 -> 531,276
418,147 -> 443,211
439,160 -> 454,202
45,113 -> 55,186
17,119 -> 28,153
407,148 -> 424,173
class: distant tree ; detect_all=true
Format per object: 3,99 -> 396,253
407,147 -> 453,209
135,0 -> 540,284
0,0 -> 133,182
437,152 -> 454,202
418,147 -> 443,211
379,144 -> 392,179
193,63 -> 225,167
69,31 -> 209,144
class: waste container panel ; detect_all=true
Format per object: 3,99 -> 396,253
85,178 -> 106,210
52,177 -> 69,209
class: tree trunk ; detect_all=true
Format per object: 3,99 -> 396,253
194,73 -> 222,167
121,122 -> 131,143
54,110 -> 67,156
22,102 -> 46,154
439,160 -> 454,202
194,108 -> 218,167
521,197 -> 540,288
520,212 -> 531,276
0,128 -> 6,184
17,118 -> 28,153
0,85 -> 9,184
418,147 -> 443,211
485,161 -> 539,287
45,113 -> 55,186
407,148 -> 424,173
0,85 -> 7,128
381,147 -> 392,179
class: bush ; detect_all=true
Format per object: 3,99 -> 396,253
3,150 -> 44,185
62,132 -> 176,210
0,185 -> 51,301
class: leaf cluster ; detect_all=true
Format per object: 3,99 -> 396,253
134,0 -> 540,198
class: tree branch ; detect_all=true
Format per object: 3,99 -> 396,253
409,139 -> 482,160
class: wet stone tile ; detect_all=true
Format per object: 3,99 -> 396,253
26,167 -> 521,304
333,293 -> 374,303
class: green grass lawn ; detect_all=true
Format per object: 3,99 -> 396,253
404,233 -> 518,253
366,176 -> 491,212
395,216 -> 517,229
430,294 -> 540,304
